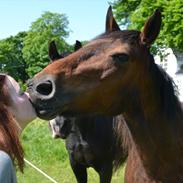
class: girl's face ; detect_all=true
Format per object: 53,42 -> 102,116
5,76 -> 37,129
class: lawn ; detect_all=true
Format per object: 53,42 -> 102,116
17,119 -> 125,183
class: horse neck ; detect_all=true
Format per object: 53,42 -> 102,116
73,116 -> 97,139
123,64 -> 183,180
73,115 -> 116,149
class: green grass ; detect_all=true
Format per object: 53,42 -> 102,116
17,119 -> 125,183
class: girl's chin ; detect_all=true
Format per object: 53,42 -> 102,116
23,93 -> 37,118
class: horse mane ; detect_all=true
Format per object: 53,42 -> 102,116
0,80 -> 24,172
150,58 -> 182,120
113,114 -> 132,171
111,59 -> 182,171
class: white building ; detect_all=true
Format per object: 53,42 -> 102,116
155,48 -> 183,101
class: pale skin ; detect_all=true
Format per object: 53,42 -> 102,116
5,75 -> 37,129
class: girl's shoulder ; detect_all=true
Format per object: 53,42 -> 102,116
0,150 -> 17,183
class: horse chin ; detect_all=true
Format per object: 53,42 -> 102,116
33,104 -> 60,120
35,103 -> 70,120
36,109 -> 57,120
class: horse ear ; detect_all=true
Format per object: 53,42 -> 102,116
140,9 -> 162,47
74,40 -> 82,51
48,41 -> 61,62
106,6 -> 120,32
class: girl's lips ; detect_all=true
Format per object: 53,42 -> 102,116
25,92 -> 32,102
24,92 -> 30,98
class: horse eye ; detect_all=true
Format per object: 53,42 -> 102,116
111,53 -> 129,63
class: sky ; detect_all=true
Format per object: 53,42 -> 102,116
0,0 -> 110,44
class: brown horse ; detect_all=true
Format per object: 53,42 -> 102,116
28,6 -> 183,183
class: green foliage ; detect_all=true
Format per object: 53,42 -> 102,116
111,0 -> 183,52
112,0 -> 141,27
23,11 -> 71,77
17,119 -> 125,183
162,0 -> 183,51
0,32 -> 29,82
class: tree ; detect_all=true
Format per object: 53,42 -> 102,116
112,0 -> 141,27
23,11 -> 71,77
0,32 -> 29,83
111,0 -> 183,52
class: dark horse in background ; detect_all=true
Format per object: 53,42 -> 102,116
48,41 -> 127,183
28,6 -> 183,183
50,115 -> 127,183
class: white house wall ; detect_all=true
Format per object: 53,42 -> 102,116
155,48 -> 183,101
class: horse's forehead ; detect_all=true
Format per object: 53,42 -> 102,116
86,38 -> 112,47
86,37 -> 128,48
42,37 -> 131,75
107,41 -> 130,54
83,38 -> 130,57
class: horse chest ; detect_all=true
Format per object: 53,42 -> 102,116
66,135 -> 98,167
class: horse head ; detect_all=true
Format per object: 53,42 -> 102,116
28,6 -> 161,120
49,116 -> 73,139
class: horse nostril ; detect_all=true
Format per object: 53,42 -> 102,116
36,80 -> 53,96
